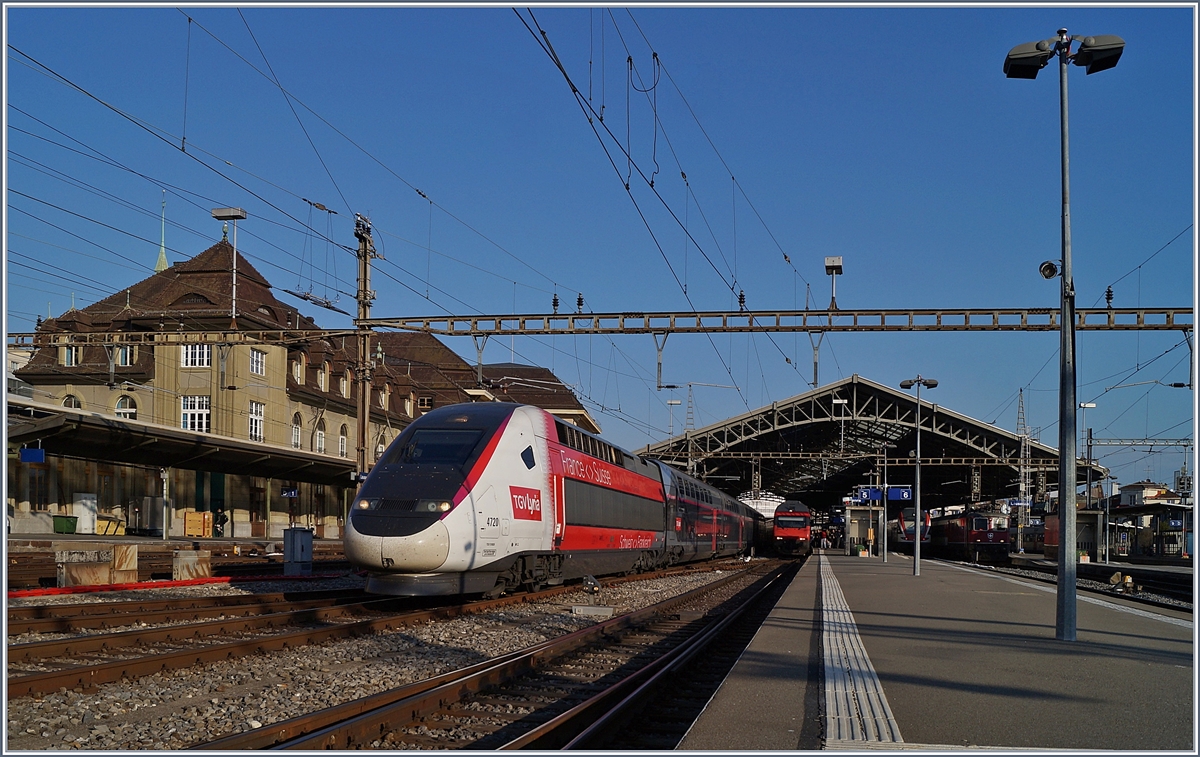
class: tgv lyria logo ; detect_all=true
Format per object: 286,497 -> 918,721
509,486 -> 542,520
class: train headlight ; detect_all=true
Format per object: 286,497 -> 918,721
417,499 -> 453,513
354,498 -> 380,511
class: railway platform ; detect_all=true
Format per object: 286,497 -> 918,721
681,551 -> 1193,751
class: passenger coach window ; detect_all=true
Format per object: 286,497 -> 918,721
383,429 -> 483,466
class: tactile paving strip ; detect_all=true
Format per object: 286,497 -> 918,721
820,553 -> 904,745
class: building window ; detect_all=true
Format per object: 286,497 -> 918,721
250,349 -> 267,376
375,434 -> 388,461
181,395 -> 211,433
114,345 -> 134,366
249,401 -> 265,442
115,395 -> 137,420
30,467 -> 49,511
341,373 -> 350,398
292,355 -> 305,384
418,396 -> 434,410
320,362 -> 330,392
405,396 -> 413,417
181,344 -> 211,368
379,387 -> 389,409
339,425 -> 348,458
62,394 -> 82,409
62,345 -> 81,367
316,419 -> 326,454
291,413 -> 303,449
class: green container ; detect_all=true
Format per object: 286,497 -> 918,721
52,515 -> 78,534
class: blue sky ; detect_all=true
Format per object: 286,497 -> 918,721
5,3 -> 1195,491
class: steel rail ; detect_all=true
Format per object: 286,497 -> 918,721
502,563 -> 794,750
7,590 -> 375,634
6,589 -> 550,699
190,566 -> 763,749
7,597 -> 404,663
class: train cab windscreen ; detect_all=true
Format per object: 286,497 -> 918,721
383,429 -> 485,466
776,514 -> 810,529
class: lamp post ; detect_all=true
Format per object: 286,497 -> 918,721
1005,28 -> 1123,642
900,376 -> 937,576
211,208 -> 248,326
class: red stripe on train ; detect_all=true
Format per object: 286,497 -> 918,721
557,526 -> 661,551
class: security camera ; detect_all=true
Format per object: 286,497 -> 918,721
1039,260 -> 1060,279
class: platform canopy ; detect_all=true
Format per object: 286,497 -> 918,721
640,374 -> 1107,513
7,396 -> 355,487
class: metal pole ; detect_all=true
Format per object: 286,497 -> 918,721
231,219 -> 238,324
914,381 -> 922,577
1056,31 -> 1079,641
882,449 -> 888,563
354,215 -> 377,480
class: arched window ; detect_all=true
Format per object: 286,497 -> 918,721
62,394 -> 82,409
378,385 -> 389,409
341,372 -> 351,398
291,413 -> 303,449
375,433 -> 388,461
339,424 -> 348,458
115,395 -> 137,420
316,419 -> 326,454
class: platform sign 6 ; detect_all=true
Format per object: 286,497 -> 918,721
888,487 -> 912,501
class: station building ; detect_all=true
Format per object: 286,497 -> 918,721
7,237 -> 598,538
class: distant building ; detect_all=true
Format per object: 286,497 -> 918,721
9,239 -> 597,537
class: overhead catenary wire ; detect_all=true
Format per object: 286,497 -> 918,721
517,8 -> 750,414
237,9 -> 353,216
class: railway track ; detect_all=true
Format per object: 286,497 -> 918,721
189,560 -> 791,750
958,558 -> 1193,610
6,587 -> 377,635
6,561 -> 753,703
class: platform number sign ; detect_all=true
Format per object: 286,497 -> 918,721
281,487 -> 299,498
888,486 -> 912,501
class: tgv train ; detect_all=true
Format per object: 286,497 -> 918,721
889,507 -> 931,551
772,501 -> 813,557
345,403 -> 764,596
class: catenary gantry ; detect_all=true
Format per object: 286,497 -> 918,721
7,306 -> 1191,348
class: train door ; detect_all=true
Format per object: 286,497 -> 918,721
505,408 -> 552,554
474,487 -> 499,567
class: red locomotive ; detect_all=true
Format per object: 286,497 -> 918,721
929,508 -> 1011,562
772,500 -> 813,557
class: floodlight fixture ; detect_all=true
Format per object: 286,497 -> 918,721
1004,39 -> 1055,79
1073,35 -> 1125,75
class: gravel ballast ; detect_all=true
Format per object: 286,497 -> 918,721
7,568 -> 747,750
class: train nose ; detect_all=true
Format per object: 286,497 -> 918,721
345,518 -> 451,572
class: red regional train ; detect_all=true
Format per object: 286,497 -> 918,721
890,507 -> 931,552
772,501 -> 813,557
929,508 -> 1011,562
345,403 -> 764,596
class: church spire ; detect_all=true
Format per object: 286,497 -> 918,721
154,191 -> 169,273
